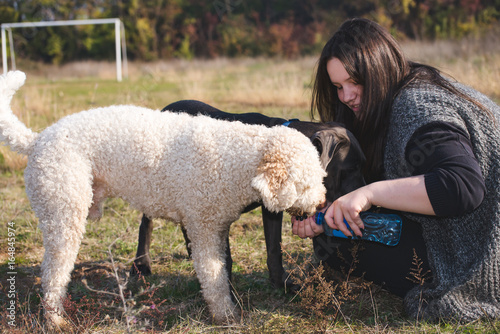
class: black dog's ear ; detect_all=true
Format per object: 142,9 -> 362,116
311,129 -> 342,169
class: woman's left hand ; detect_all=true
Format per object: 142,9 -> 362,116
324,176 -> 436,237
324,186 -> 373,237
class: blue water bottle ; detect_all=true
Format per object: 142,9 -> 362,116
314,211 -> 402,246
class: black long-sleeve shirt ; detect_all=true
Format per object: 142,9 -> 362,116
405,121 -> 486,216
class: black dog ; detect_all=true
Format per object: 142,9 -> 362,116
131,100 -> 365,291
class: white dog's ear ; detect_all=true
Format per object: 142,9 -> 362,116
251,151 -> 297,213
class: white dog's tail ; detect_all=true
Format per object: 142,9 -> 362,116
0,71 -> 37,156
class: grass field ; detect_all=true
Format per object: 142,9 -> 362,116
1,32 -> 500,333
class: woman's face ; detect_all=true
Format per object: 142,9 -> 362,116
326,57 -> 363,117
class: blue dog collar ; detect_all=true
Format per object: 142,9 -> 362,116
282,119 -> 299,127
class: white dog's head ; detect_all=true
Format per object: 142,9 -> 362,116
251,130 -> 326,216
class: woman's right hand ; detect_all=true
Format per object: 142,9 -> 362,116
292,215 -> 324,239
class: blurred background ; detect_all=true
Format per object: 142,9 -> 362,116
1,0 -> 499,63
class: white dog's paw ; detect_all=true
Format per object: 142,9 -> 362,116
44,310 -> 71,332
212,306 -> 241,325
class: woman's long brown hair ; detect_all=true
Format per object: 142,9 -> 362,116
311,18 -> 490,183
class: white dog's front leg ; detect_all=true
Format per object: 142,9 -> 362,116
188,230 -> 239,324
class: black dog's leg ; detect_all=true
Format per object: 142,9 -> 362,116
180,225 -> 192,257
225,235 -> 233,283
131,215 -> 154,276
262,208 -> 299,292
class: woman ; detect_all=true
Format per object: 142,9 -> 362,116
292,18 -> 500,321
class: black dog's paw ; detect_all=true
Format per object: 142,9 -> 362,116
281,277 -> 301,294
130,262 -> 152,277
269,271 -> 300,293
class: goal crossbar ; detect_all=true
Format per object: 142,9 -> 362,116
1,18 -> 128,81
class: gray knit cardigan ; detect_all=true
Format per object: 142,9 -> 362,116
384,81 -> 500,322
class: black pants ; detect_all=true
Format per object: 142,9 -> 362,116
313,217 -> 431,297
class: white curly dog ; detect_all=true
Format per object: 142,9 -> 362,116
0,71 -> 326,328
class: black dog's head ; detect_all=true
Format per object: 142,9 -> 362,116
310,123 -> 366,202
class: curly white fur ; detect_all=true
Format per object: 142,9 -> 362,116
0,71 -> 326,327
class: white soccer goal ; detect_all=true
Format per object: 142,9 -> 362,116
1,18 -> 128,82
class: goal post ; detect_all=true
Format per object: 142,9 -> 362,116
1,18 -> 128,82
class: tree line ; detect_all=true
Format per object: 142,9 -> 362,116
1,0 -> 499,64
